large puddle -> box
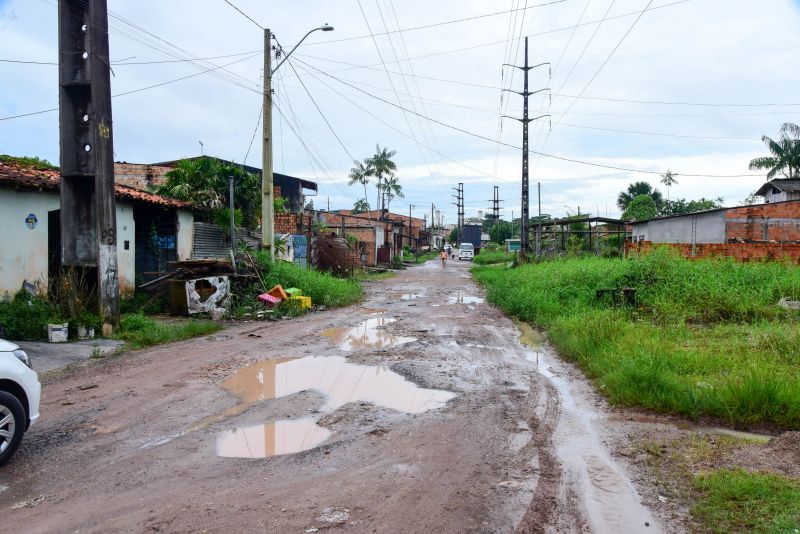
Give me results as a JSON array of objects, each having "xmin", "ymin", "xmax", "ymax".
[
  {"xmin": 321, "ymin": 315, "xmax": 416, "ymax": 351},
  {"xmin": 216, "ymin": 418, "xmax": 332, "ymax": 459},
  {"xmin": 209, "ymin": 356, "xmax": 454, "ymax": 458}
]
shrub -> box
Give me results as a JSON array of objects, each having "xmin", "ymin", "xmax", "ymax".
[{"xmin": 0, "ymin": 291, "xmax": 63, "ymax": 340}]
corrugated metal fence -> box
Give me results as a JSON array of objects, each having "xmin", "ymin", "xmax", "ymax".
[{"xmin": 193, "ymin": 222, "xmax": 261, "ymax": 259}]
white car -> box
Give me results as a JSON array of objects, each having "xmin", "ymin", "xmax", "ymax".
[
  {"xmin": 0, "ymin": 339, "xmax": 40, "ymax": 465},
  {"xmin": 458, "ymin": 243, "xmax": 474, "ymax": 261}
]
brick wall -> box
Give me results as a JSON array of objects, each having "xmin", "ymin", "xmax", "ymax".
[
  {"xmin": 113, "ymin": 163, "xmax": 171, "ymax": 190},
  {"xmin": 725, "ymin": 201, "xmax": 800, "ymax": 242},
  {"xmin": 274, "ymin": 213, "xmax": 312, "ymax": 234},
  {"xmin": 627, "ymin": 241, "xmax": 800, "ymax": 262}
]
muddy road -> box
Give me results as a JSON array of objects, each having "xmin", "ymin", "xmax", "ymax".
[{"xmin": 0, "ymin": 259, "xmax": 661, "ymax": 533}]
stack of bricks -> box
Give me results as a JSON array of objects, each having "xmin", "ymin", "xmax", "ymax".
[{"xmin": 627, "ymin": 241, "xmax": 800, "ymax": 262}]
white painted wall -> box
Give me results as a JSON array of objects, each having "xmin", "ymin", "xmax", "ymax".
[
  {"xmin": 116, "ymin": 203, "xmax": 135, "ymax": 296},
  {"xmin": 176, "ymin": 209, "xmax": 194, "ymax": 261},
  {"xmin": 0, "ymin": 189, "xmax": 60, "ymax": 297},
  {"xmin": 631, "ymin": 210, "xmax": 726, "ymax": 244}
]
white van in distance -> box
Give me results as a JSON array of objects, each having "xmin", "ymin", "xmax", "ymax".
[{"xmin": 458, "ymin": 243, "xmax": 474, "ymax": 261}]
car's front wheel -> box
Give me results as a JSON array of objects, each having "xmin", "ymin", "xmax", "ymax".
[{"xmin": 0, "ymin": 391, "xmax": 26, "ymax": 466}]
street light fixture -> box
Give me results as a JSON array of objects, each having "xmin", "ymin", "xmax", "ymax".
[{"xmin": 262, "ymin": 24, "xmax": 334, "ymax": 258}]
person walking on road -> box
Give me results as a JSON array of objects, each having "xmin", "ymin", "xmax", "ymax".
[{"xmin": 440, "ymin": 249, "xmax": 447, "ymax": 268}]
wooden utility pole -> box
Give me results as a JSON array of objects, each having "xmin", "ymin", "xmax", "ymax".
[
  {"xmin": 262, "ymin": 28, "xmax": 275, "ymax": 257},
  {"xmin": 58, "ymin": 0, "xmax": 119, "ymax": 332}
]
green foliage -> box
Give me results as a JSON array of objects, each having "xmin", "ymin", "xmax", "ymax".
[
  {"xmin": 254, "ymin": 252, "xmax": 363, "ymax": 308},
  {"xmin": 352, "ymin": 198, "xmax": 370, "ymax": 214},
  {"xmin": 212, "ymin": 207, "xmax": 243, "ymax": 234},
  {"xmin": 115, "ymin": 312, "xmax": 222, "ymax": 349},
  {"xmin": 274, "ymin": 196, "xmax": 288, "ymax": 214},
  {"xmin": 692, "ymin": 469, "xmax": 800, "ymax": 533},
  {"xmin": 0, "ymin": 154, "xmax": 58, "ymax": 170},
  {"xmin": 473, "ymin": 251, "xmax": 514, "ymax": 265},
  {"xmin": 489, "ymin": 220, "xmax": 513, "ymax": 244},
  {"xmin": 618, "ymin": 181, "xmax": 663, "ymax": 212},
  {"xmin": 749, "ymin": 122, "xmax": 800, "ymax": 179},
  {"xmin": 390, "ymin": 255, "xmax": 404, "ymax": 270},
  {"xmin": 622, "ymin": 194, "xmax": 658, "ymax": 221},
  {"xmin": 449, "ymin": 228, "xmax": 458, "ymax": 244},
  {"xmin": 156, "ymin": 157, "xmax": 262, "ymax": 228},
  {"xmin": 473, "ymin": 250, "xmax": 800, "ymax": 427},
  {"xmin": 660, "ymin": 197, "xmax": 723, "ymax": 216},
  {"xmin": 0, "ymin": 291, "xmax": 63, "ymax": 340}
]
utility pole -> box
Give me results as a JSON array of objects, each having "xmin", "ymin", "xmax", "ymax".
[
  {"xmin": 452, "ymin": 183, "xmax": 464, "ymax": 244},
  {"xmin": 408, "ymin": 204, "xmax": 415, "ymax": 249},
  {"xmin": 487, "ymin": 185, "xmax": 503, "ymax": 226},
  {"xmin": 261, "ymin": 28, "xmax": 275, "ymax": 257},
  {"xmin": 502, "ymin": 36, "xmax": 550, "ymax": 260},
  {"xmin": 536, "ymin": 181, "xmax": 542, "ymax": 259},
  {"xmin": 59, "ymin": 0, "xmax": 119, "ymax": 332}
]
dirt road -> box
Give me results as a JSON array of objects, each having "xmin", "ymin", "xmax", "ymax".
[{"xmin": 0, "ymin": 259, "xmax": 661, "ymax": 533}]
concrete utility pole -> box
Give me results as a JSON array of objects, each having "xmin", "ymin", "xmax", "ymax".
[
  {"xmin": 408, "ymin": 204, "xmax": 415, "ymax": 249},
  {"xmin": 536, "ymin": 181, "xmax": 542, "ymax": 258},
  {"xmin": 488, "ymin": 185, "xmax": 502, "ymax": 225},
  {"xmin": 452, "ymin": 183, "xmax": 464, "ymax": 244},
  {"xmin": 502, "ymin": 37, "xmax": 550, "ymax": 259},
  {"xmin": 261, "ymin": 28, "xmax": 275, "ymax": 257},
  {"xmin": 229, "ymin": 175, "xmax": 236, "ymax": 253},
  {"xmin": 262, "ymin": 24, "xmax": 333, "ymax": 258},
  {"xmin": 58, "ymin": 0, "xmax": 119, "ymax": 332}
]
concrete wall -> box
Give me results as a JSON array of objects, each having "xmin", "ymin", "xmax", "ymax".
[
  {"xmin": 0, "ymin": 189, "xmax": 60, "ymax": 296},
  {"xmin": 116, "ymin": 203, "xmax": 136, "ymax": 296},
  {"xmin": 631, "ymin": 211, "xmax": 726, "ymax": 244},
  {"xmin": 176, "ymin": 209, "xmax": 194, "ymax": 261}
]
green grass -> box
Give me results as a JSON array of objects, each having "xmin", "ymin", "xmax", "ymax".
[
  {"xmin": 473, "ymin": 251, "xmax": 515, "ymax": 265},
  {"xmin": 255, "ymin": 252, "xmax": 363, "ymax": 308},
  {"xmin": 114, "ymin": 312, "xmax": 222, "ymax": 350},
  {"xmin": 472, "ymin": 249, "xmax": 800, "ymax": 427},
  {"xmin": 692, "ymin": 469, "xmax": 800, "ymax": 533},
  {"xmin": 0, "ymin": 291, "xmax": 64, "ymax": 340},
  {"xmin": 0, "ymin": 154, "xmax": 58, "ymax": 170},
  {"xmin": 413, "ymin": 251, "xmax": 439, "ymax": 264}
]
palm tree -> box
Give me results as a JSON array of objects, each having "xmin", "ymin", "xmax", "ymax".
[
  {"xmin": 352, "ymin": 198, "xmax": 370, "ymax": 214},
  {"xmin": 381, "ymin": 175, "xmax": 404, "ymax": 211},
  {"xmin": 749, "ymin": 122, "xmax": 800, "ymax": 180},
  {"xmin": 348, "ymin": 160, "xmax": 372, "ymax": 218},
  {"xmin": 617, "ymin": 181, "xmax": 664, "ymax": 212},
  {"xmin": 660, "ymin": 169, "xmax": 677, "ymax": 200},
  {"xmin": 366, "ymin": 145, "xmax": 397, "ymax": 212}
]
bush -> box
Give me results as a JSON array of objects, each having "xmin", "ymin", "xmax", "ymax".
[
  {"xmin": 115, "ymin": 312, "xmax": 222, "ymax": 349},
  {"xmin": 473, "ymin": 251, "xmax": 514, "ymax": 265},
  {"xmin": 0, "ymin": 291, "xmax": 63, "ymax": 340}
]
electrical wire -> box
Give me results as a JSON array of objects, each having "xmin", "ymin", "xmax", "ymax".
[{"xmin": 222, "ymin": 0, "xmax": 264, "ymax": 30}]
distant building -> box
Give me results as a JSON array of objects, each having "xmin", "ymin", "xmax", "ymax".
[
  {"xmin": 0, "ymin": 160, "xmax": 193, "ymax": 297},
  {"xmin": 755, "ymin": 179, "xmax": 800, "ymax": 204}
]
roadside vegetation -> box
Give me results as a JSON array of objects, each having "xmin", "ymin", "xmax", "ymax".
[
  {"xmin": 472, "ymin": 251, "xmax": 515, "ymax": 265},
  {"xmin": 473, "ymin": 249, "xmax": 800, "ymax": 428},
  {"xmin": 114, "ymin": 312, "xmax": 221, "ymax": 350}
]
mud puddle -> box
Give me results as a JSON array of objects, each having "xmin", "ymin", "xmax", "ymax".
[
  {"xmin": 204, "ymin": 356, "xmax": 454, "ymax": 458},
  {"xmin": 518, "ymin": 323, "xmax": 661, "ymax": 533},
  {"xmin": 321, "ymin": 315, "xmax": 416, "ymax": 351},
  {"xmin": 216, "ymin": 418, "xmax": 332, "ymax": 458},
  {"xmin": 448, "ymin": 291, "xmax": 484, "ymax": 305}
]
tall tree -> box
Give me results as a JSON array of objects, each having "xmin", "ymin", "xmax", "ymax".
[
  {"xmin": 366, "ymin": 145, "xmax": 397, "ymax": 212},
  {"xmin": 749, "ymin": 122, "xmax": 800, "ymax": 179},
  {"xmin": 660, "ymin": 169, "xmax": 677, "ymax": 200},
  {"xmin": 347, "ymin": 160, "xmax": 372, "ymax": 216},
  {"xmin": 622, "ymin": 195, "xmax": 658, "ymax": 221},
  {"xmin": 381, "ymin": 175, "xmax": 404, "ymax": 211},
  {"xmin": 617, "ymin": 181, "xmax": 664, "ymax": 212}
]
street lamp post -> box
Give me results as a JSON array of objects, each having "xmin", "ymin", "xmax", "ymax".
[{"xmin": 262, "ymin": 24, "xmax": 333, "ymax": 258}]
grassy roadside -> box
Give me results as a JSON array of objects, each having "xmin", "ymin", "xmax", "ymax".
[
  {"xmin": 114, "ymin": 313, "xmax": 222, "ymax": 350},
  {"xmin": 473, "ymin": 249, "xmax": 800, "ymax": 428},
  {"xmin": 473, "ymin": 249, "xmax": 800, "ymax": 530},
  {"xmin": 473, "ymin": 251, "xmax": 515, "ymax": 265}
]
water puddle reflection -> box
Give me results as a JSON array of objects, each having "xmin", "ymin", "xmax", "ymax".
[
  {"xmin": 448, "ymin": 291, "xmax": 484, "ymax": 304},
  {"xmin": 321, "ymin": 315, "xmax": 416, "ymax": 351},
  {"xmin": 518, "ymin": 322, "xmax": 545, "ymax": 350},
  {"xmin": 216, "ymin": 418, "xmax": 332, "ymax": 458}
]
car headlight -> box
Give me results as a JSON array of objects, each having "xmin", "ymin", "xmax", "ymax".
[{"xmin": 13, "ymin": 349, "xmax": 32, "ymax": 369}]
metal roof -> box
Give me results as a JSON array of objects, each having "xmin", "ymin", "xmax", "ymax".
[{"xmin": 755, "ymin": 179, "xmax": 800, "ymax": 196}]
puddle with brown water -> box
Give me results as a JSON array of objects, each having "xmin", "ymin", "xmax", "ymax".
[
  {"xmin": 215, "ymin": 418, "xmax": 332, "ymax": 458},
  {"xmin": 202, "ymin": 356, "xmax": 455, "ymax": 457},
  {"xmin": 321, "ymin": 315, "xmax": 416, "ymax": 351}
]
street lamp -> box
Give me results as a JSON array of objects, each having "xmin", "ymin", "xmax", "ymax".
[{"xmin": 262, "ymin": 24, "xmax": 334, "ymax": 258}]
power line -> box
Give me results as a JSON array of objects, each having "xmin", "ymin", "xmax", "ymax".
[
  {"xmin": 243, "ymin": 104, "xmax": 264, "ymax": 166},
  {"xmin": 293, "ymin": 60, "xmax": 765, "ymax": 179},
  {"xmin": 222, "ymin": 0, "xmax": 264, "ymax": 30}
]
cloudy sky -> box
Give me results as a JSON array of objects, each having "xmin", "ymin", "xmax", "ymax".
[{"xmin": 2, "ymin": 0, "xmax": 799, "ymax": 222}]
